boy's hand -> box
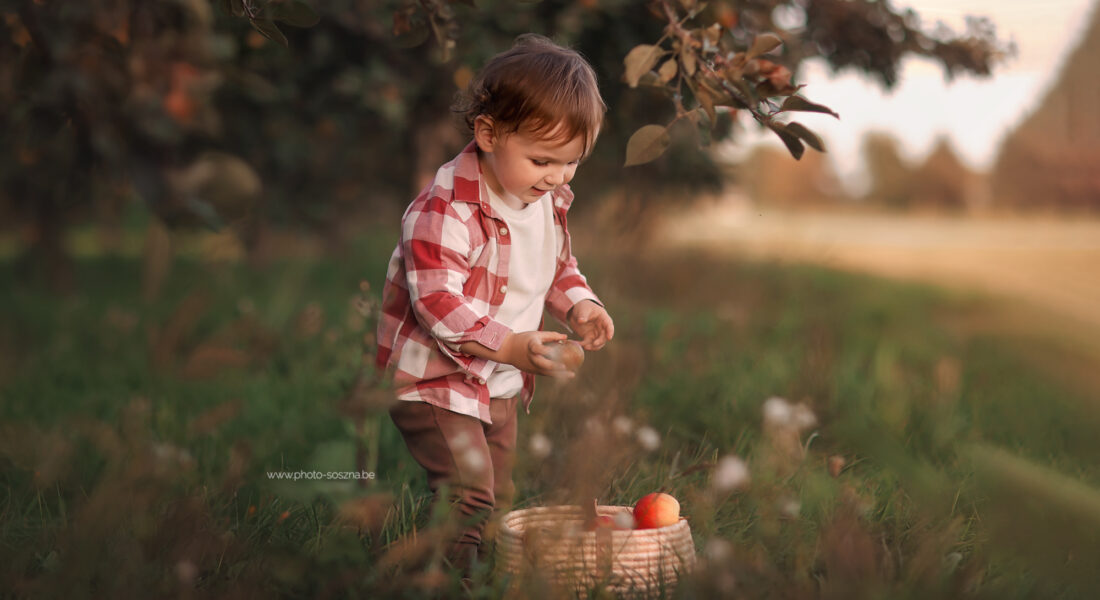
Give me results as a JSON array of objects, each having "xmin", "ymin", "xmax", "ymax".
[
  {"xmin": 568, "ymin": 300, "xmax": 614, "ymax": 351},
  {"xmin": 501, "ymin": 331, "xmax": 575, "ymax": 379}
]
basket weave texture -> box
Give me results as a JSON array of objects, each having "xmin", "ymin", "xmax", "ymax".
[{"xmin": 497, "ymin": 504, "xmax": 696, "ymax": 595}]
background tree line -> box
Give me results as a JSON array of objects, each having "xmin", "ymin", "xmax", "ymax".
[{"xmin": 0, "ymin": 0, "xmax": 1008, "ymax": 290}]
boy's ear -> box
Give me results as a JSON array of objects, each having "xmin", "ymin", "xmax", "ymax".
[{"xmin": 473, "ymin": 115, "xmax": 496, "ymax": 153}]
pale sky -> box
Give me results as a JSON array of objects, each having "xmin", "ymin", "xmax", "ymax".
[{"xmin": 722, "ymin": 0, "xmax": 1097, "ymax": 195}]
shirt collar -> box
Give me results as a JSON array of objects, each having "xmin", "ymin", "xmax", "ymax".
[{"xmin": 450, "ymin": 140, "xmax": 575, "ymax": 213}]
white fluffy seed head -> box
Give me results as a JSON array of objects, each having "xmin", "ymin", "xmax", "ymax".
[
  {"xmin": 635, "ymin": 426, "xmax": 661, "ymax": 451},
  {"xmin": 459, "ymin": 447, "xmax": 487, "ymax": 474},
  {"xmin": 762, "ymin": 396, "xmax": 793, "ymax": 428},
  {"xmin": 613, "ymin": 415, "xmax": 634, "ymax": 436},
  {"xmin": 529, "ymin": 432, "xmax": 552, "ymax": 459},
  {"xmin": 790, "ymin": 402, "xmax": 818, "ymax": 431},
  {"xmin": 712, "ymin": 455, "xmax": 751, "ymax": 492}
]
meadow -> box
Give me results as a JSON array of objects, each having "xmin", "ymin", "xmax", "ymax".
[{"xmin": 2, "ymin": 224, "xmax": 1099, "ymax": 599}]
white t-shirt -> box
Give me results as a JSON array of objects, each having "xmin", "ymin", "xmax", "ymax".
[{"xmin": 484, "ymin": 183, "xmax": 557, "ymax": 398}]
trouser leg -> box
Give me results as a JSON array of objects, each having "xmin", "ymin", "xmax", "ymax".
[
  {"xmin": 480, "ymin": 396, "xmax": 519, "ymax": 558},
  {"xmin": 388, "ymin": 400, "xmax": 501, "ymax": 572}
]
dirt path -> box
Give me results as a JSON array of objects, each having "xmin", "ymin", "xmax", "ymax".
[{"xmin": 658, "ymin": 200, "xmax": 1100, "ymax": 377}]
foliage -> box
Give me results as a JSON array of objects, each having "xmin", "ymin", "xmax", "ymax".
[
  {"xmin": 3, "ymin": 234, "xmax": 1100, "ymax": 596},
  {"xmin": 0, "ymin": 0, "xmax": 1012, "ymax": 285}
]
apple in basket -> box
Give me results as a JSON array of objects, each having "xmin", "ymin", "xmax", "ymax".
[{"xmin": 633, "ymin": 492, "xmax": 680, "ymax": 529}]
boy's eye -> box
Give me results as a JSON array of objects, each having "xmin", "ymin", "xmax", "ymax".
[{"xmin": 532, "ymin": 160, "xmax": 548, "ymax": 167}]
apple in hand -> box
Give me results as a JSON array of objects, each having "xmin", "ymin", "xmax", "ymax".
[
  {"xmin": 633, "ymin": 492, "xmax": 680, "ymax": 529},
  {"xmin": 546, "ymin": 340, "xmax": 585, "ymax": 372}
]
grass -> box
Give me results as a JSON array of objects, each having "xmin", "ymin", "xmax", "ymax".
[{"xmin": 2, "ymin": 229, "xmax": 1100, "ymax": 598}]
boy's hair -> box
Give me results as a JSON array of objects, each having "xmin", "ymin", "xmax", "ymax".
[{"xmin": 456, "ymin": 34, "xmax": 605, "ymax": 155}]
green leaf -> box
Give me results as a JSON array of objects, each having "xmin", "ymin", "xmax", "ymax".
[
  {"xmin": 769, "ymin": 123, "xmax": 805, "ymax": 160},
  {"xmin": 250, "ymin": 18, "xmax": 289, "ymax": 47},
  {"xmin": 780, "ymin": 95, "xmax": 840, "ymax": 118},
  {"xmin": 270, "ymin": 0, "xmax": 320, "ymax": 27},
  {"xmin": 624, "ymin": 125, "xmax": 671, "ymax": 167},
  {"xmin": 785, "ymin": 122, "xmax": 826, "ymax": 152},
  {"xmin": 747, "ymin": 33, "xmax": 782, "ymax": 59},
  {"xmin": 623, "ymin": 44, "xmax": 664, "ymax": 88}
]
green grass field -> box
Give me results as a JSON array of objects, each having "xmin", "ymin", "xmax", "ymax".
[{"xmin": 2, "ymin": 230, "xmax": 1100, "ymax": 599}]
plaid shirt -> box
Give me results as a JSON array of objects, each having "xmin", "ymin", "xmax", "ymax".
[{"xmin": 376, "ymin": 141, "xmax": 601, "ymax": 424}]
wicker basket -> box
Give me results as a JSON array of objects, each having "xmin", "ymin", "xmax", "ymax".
[{"xmin": 497, "ymin": 504, "xmax": 696, "ymax": 596}]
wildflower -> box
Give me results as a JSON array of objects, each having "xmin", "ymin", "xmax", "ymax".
[
  {"xmin": 712, "ymin": 455, "xmax": 750, "ymax": 492},
  {"xmin": 790, "ymin": 402, "xmax": 818, "ymax": 431},
  {"xmin": 459, "ymin": 447, "xmax": 487, "ymax": 474},
  {"xmin": 777, "ymin": 496, "xmax": 801, "ymax": 519},
  {"xmin": 635, "ymin": 426, "xmax": 661, "ymax": 451},
  {"xmin": 762, "ymin": 396, "xmax": 793, "ymax": 428},
  {"xmin": 612, "ymin": 415, "xmax": 634, "ymax": 436},
  {"xmin": 529, "ymin": 432, "xmax": 552, "ymax": 459}
]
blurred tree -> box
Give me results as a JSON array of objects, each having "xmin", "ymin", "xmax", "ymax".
[
  {"xmin": 992, "ymin": 3, "xmax": 1100, "ymax": 212},
  {"xmin": 0, "ymin": 0, "xmax": 1011, "ymax": 289},
  {"xmin": 739, "ymin": 143, "xmax": 844, "ymax": 207},
  {"xmin": 908, "ymin": 136, "xmax": 978, "ymax": 212},
  {"xmin": 862, "ymin": 131, "xmax": 912, "ymax": 209}
]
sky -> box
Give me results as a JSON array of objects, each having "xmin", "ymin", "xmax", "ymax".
[{"xmin": 722, "ymin": 0, "xmax": 1097, "ymax": 195}]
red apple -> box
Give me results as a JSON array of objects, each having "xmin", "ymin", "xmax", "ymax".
[
  {"xmin": 584, "ymin": 515, "xmax": 617, "ymax": 532},
  {"xmin": 633, "ymin": 492, "xmax": 680, "ymax": 529}
]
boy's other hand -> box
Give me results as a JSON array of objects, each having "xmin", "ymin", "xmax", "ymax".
[
  {"xmin": 568, "ymin": 300, "xmax": 614, "ymax": 351},
  {"xmin": 503, "ymin": 330, "xmax": 575, "ymax": 379}
]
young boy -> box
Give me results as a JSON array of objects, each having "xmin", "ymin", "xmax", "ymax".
[{"xmin": 375, "ymin": 34, "xmax": 615, "ymax": 576}]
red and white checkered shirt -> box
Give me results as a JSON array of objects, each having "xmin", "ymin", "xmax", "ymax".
[{"xmin": 376, "ymin": 141, "xmax": 601, "ymax": 424}]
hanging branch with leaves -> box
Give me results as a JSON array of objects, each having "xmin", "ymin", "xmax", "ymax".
[
  {"xmin": 622, "ymin": 0, "xmax": 838, "ymax": 167},
  {"xmin": 215, "ymin": 0, "xmax": 320, "ymax": 47}
]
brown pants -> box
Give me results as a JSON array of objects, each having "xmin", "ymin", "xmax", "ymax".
[{"xmin": 388, "ymin": 397, "xmax": 519, "ymax": 571}]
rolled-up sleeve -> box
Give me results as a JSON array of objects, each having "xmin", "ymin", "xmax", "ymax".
[
  {"xmin": 545, "ymin": 242, "xmax": 601, "ymax": 325},
  {"xmin": 402, "ymin": 197, "xmax": 512, "ymax": 368}
]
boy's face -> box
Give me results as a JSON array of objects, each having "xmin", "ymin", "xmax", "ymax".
[{"xmin": 474, "ymin": 117, "xmax": 588, "ymax": 210}]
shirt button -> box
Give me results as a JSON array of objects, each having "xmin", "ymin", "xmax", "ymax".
[
  {"xmin": 499, "ymin": 227, "xmax": 508, "ymax": 236},
  {"xmin": 499, "ymin": 284, "xmax": 507, "ymax": 294},
  {"xmin": 478, "ymin": 378, "xmax": 486, "ymax": 385}
]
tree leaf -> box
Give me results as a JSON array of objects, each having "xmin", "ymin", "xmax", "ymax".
[
  {"xmin": 780, "ymin": 95, "xmax": 840, "ymax": 118},
  {"xmin": 229, "ymin": 0, "xmax": 245, "ymax": 17},
  {"xmin": 681, "ymin": 47, "xmax": 697, "ymax": 76},
  {"xmin": 250, "ymin": 18, "xmax": 289, "ymax": 47},
  {"xmin": 624, "ymin": 125, "xmax": 671, "ymax": 167},
  {"xmin": 769, "ymin": 124, "xmax": 805, "ymax": 160},
  {"xmin": 623, "ymin": 44, "xmax": 664, "ymax": 88},
  {"xmin": 270, "ymin": 0, "xmax": 320, "ymax": 27},
  {"xmin": 658, "ymin": 58, "xmax": 678, "ymax": 83},
  {"xmin": 747, "ymin": 33, "xmax": 782, "ymax": 59},
  {"xmin": 784, "ymin": 122, "xmax": 826, "ymax": 152}
]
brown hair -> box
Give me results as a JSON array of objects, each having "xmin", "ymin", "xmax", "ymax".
[{"xmin": 456, "ymin": 34, "xmax": 605, "ymax": 155}]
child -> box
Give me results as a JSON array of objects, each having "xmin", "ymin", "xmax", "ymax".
[{"xmin": 375, "ymin": 34, "xmax": 614, "ymax": 577}]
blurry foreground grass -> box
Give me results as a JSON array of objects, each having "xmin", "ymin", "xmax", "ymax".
[{"xmin": 2, "ymin": 229, "xmax": 1100, "ymax": 598}]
